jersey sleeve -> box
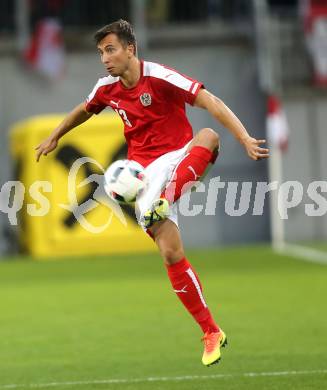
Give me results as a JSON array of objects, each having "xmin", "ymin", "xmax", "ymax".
[
  {"xmin": 166, "ymin": 71, "xmax": 203, "ymax": 106},
  {"xmin": 144, "ymin": 62, "xmax": 204, "ymax": 106},
  {"xmin": 85, "ymin": 79, "xmax": 107, "ymax": 114}
]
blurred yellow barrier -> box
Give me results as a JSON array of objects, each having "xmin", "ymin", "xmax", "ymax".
[{"xmin": 9, "ymin": 114, "xmax": 156, "ymax": 258}]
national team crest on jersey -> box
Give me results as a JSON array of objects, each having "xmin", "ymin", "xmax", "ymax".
[{"xmin": 140, "ymin": 93, "xmax": 152, "ymax": 107}]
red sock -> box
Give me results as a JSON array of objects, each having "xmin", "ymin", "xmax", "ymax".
[
  {"xmin": 166, "ymin": 257, "xmax": 219, "ymax": 334},
  {"xmin": 162, "ymin": 146, "xmax": 215, "ymax": 204}
]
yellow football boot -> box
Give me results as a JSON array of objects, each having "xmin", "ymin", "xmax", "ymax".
[
  {"xmin": 201, "ymin": 329, "xmax": 228, "ymax": 366},
  {"xmin": 142, "ymin": 198, "xmax": 170, "ymax": 228}
]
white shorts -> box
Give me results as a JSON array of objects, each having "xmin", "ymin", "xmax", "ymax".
[{"xmin": 135, "ymin": 141, "xmax": 191, "ymax": 230}]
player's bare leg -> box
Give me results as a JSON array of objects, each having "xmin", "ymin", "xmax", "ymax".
[
  {"xmin": 149, "ymin": 219, "xmax": 185, "ymax": 265},
  {"xmin": 186, "ymin": 127, "xmax": 220, "ymax": 154},
  {"xmin": 149, "ymin": 219, "xmax": 227, "ymax": 366}
]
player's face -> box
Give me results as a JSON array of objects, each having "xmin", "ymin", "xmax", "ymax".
[{"xmin": 97, "ymin": 33, "xmax": 134, "ymax": 77}]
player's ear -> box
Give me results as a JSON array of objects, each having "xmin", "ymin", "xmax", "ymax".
[{"xmin": 127, "ymin": 43, "xmax": 135, "ymax": 57}]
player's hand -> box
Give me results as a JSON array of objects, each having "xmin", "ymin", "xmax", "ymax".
[
  {"xmin": 35, "ymin": 136, "xmax": 58, "ymax": 162},
  {"xmin": 241, "ymin": 136, "xmax": 270, "ymax": 161}
]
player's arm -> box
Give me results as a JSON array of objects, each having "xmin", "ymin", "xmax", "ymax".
[
  {"xmin": 194, "ymin": 88, "xmax": 269, "ymax": 160},
  {"xmin": 35, "ymin": 102, "xmax": 93, "ymax": 162}
]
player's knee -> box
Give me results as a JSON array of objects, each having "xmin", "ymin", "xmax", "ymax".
[
  {"xmin": 160, "ymin": 247, "xmax": 184, "ymax": 265},
  {"xmin": 199, "ymin": 128, "xmax": 220, "ymax": 150}
]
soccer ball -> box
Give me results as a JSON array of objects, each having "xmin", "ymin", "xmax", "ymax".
[{"xmin": 104, "ymin": 159, "xmax": 147, "ymax": 203}]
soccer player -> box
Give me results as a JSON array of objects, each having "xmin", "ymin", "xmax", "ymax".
[{"xmin": 35, "ymin": 19, "xmax": 269, "ymax": 366}]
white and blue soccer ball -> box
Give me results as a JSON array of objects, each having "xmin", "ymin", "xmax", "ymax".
[{"xmin": 104, "ymin": 159, "xmax": 147, "ymax": 203}]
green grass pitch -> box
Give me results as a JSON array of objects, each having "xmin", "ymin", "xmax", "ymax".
[{"xmin": 0, "ymin": 246, "xmax": 326, "ymax": 390}]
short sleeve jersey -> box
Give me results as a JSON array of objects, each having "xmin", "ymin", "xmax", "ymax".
[{"xmin": 85, "ymin": 60, "xmax": 203, "ymax": 167}]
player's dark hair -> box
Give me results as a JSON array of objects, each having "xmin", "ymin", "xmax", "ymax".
[{"xmin": 94, "ymin": 19, "xmax": 137, "ymax": 55}]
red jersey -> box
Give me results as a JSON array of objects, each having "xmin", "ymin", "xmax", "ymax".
[{"xmin": 85, "ymin": 60, "xmax": 203, "ymax": 167}]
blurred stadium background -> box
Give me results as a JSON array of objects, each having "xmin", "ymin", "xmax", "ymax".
[{"xmin": 0, "ymin": 1, "xmax": 327, "ymax": 389}]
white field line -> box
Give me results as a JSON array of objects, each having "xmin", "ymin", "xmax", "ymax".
[
  {"xmin": 276, "ymin": 243, "xmax": 327, "ymax": 265},
  {"xmin": 0, "ymin": 369, "xmax": 327, "ymax": 389}
]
